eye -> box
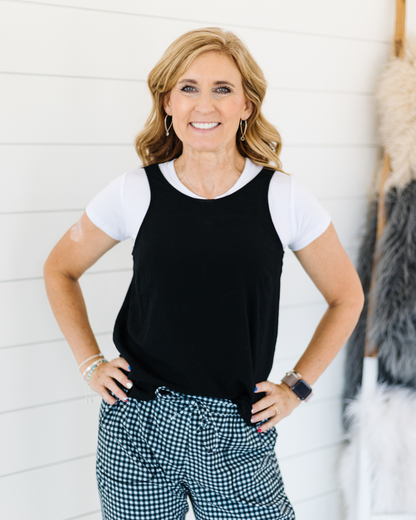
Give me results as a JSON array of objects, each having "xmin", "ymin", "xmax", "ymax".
[
  {"xmin": 216, "ymin": 86, "xmax": 232, "ymax": 93},
  {"xmin": 181, "ymin": 85, "xmax": 197, "ymax": 93}
]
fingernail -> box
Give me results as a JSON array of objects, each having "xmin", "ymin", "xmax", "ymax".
[
  {"xmin": 257, "ymin": 428, "xmax": 262, "ymax": 433},
  {"xmin": 128, "ymin": 366, "xmax": 131, "ymax": 370},
  {"xmin": 123, "ymin": 398, "xmax": 129, "ymax": 402},
  {"xmin": 126, "ymin": 381, "xmax": 133, "ymax": 389},
  {"xmin": 254, "ymin": 386, "xmax": 257, "ymax": 392}
]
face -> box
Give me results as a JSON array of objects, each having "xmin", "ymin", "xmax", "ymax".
[{"xmin": 163, "ymin": 51, "xmax": 253, "ymax": 156}]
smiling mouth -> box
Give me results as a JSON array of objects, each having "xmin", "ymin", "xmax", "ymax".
[{"xmin": 190, "ymin": 122, "xmax": 220, "ymax": 129}]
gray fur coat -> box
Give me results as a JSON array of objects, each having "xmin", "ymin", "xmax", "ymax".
[{"xmin": 342, "ymin": 36, "xmax": 416, "ymax": 430}]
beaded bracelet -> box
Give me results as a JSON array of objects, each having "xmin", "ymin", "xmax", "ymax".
[
  {"xmin": 82, "ymin": 358, "xmax": 106, "ymax": 378},
  {"xmin": 87, "ymin": 359, "xmax": 107, "ymax": 383},
  {"xmin": 78, "ymin": 353, "xmax": 103, "ymax": 370},
  {"xmin": 85, "ymin": 359, "xmax": 108, "ymax": 403}
]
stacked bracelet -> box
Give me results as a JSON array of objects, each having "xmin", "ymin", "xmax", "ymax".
[
  {"xmin": 86, "ymin": 359, "xmax": 107, "ymax": 383},
  {"xmin": 84, "ymin": 358, "xmax": 108, "ymax": 403},
  {"xmin": 82, "ymin": 358, "xmax": 106, "ymax": 378},
  {"xmin": 78, "ymin": 353, "xmax": 103, "ymax": 371}
]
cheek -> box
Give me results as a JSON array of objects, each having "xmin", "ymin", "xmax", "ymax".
[
  {"xmin": 170, "ymin": 94, "xmax": 191, "ymax": 119},
  {"xmin": 222, "ymin": 99, "xmax": 247, "ymax": 122}
]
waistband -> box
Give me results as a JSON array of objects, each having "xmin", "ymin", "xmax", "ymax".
[
  {"xmin": 154, "ymin": 385, "xmax": 239, "ymax": 416},
  {"xmin": 153, "ymin": 386, "xmax": 241, "ymax": 453}
]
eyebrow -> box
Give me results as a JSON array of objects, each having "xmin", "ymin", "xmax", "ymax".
[{"xmin": 177, "ymin": 79, "xmax": 236, "ymax": 88}]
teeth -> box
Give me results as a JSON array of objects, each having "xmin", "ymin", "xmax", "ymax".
[{"xmin": 191, "ymin": 122, "xmax": 220, "ymax": 129}]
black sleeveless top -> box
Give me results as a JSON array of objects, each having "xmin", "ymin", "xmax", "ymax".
[{"xmin": 113, "ymin": 162, "xmax": 284, "ymax": 427}]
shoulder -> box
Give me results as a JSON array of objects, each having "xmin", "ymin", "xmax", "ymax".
[
  {"xmin": 266, "ymin": 168, "xmax": 331, "ymax": 251},
  {"xmin": 268, "ymin": 168, "xmax": 292, "ymax": 188},
  {"xmin": 123, "ymin": 167, "xmax": 151, "ymax": 206},
  {"xmin": 268, "ymin": 169, "xmax": 292, "ymax": 205},
  {"xmin": 85, "ymin": 166, "xmax": 151, "ymax": 242},
  {"xmin": 87, "ymin": 167, "xmax": 149, "ymax": 205},
  {"xmin": 268, "ymin": 169, "xmax": 323, "ymax": 211},
  {"xmin": 123, "ymin": 165, "xmax": 150, "ymax": 184}
]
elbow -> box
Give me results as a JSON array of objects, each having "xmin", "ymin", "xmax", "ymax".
[
  {"xmin": 43, "ymin": 252, "xmax": 68, "ymax": 286},
  {"xmin": 329, "ymin": 280, "xmax": 365, "ymax": 317},
  {"xmin": 354, "ymin": 275, "xmax": 365, "ymax": 313},
  {"xmin": 357, "ymin": 283, "xmax": 365, "ymax": 312},
  {"xmin": 43, "ymin": 253, "xmax": 53, "ymax": 282},
  {"xmin": 349, "ymin": 281, "xmax": 365, "ymax": 323},
  {"xmin": 43, "ymin": 253, "xmax": 59, "ymax": 291},
  {"xmin": 44, "ymin": 253, "xmax": 79, "ymax": 286}
]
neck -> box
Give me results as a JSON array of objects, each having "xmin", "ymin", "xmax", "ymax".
[{"xmin": 175, "ymin": 147, "xmax": 246, "ymax": 199}]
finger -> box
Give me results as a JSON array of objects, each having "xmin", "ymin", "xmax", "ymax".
[
  {"xmin": 257, "ymin": 407, "xmax": 282, "ymax": 432},
  {"xmin": 112, "ymin": 356, "xmax": 131, "ymax": 373},
  {"xmin": 88, "ymin": 364, "xmax": 128, "ymax": 401},
  {"xmin": 86, "ymin": 369, "xmax": 117, "ymax": 405},
  {"xmin": 99, "ymin": 390, "xmax": 118, "ymax": 406},
  {"xmin": 251, "ymin": 405, "xmax": 280, "ymax": 424},
  {"xmin": 258, "ymin": 418, "xmax": 278, "ymax": 432},
  {"xmin": 106, "ymin": 363, "xmax": 133, "ymax": 390},
  {"xmin": 97, "ymin": 364, "xmax": 132, "ymax": 392},
  {"xmin": 254, "ymin": 382, "xmax": 263, "ymax": 394},
  {"xmin": 254, "ymin": 380, "xmax": 274, "ymax": 395},
  {"xmin": 104, "ymin": 379, "xmax": 129, "ymax": 403},
  {"xmin": 252, "ymin": 386, "xmax": 279, "ymax": 416}
]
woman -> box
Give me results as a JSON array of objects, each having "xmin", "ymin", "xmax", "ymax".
[{"xmin": 44, "ymin": 27, "xmax": 364, "ymax": 520}]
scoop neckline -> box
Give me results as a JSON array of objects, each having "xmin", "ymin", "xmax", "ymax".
[{"xmin": 158, "ymin": 158, "xmax": 264, "ymax": 202}]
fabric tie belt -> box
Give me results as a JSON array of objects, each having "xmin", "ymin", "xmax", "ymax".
[{"xmin": 155, "ymin": 386, "xmax": 221, "ymax": 453}]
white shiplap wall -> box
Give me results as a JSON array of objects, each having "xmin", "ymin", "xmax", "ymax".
[{"xmin": 2, "ymin": 1, "xmax": 415, "ymax": 518}]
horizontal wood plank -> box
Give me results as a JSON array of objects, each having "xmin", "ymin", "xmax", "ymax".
[
  {"xmin": 0, "ymin": 74, "xmax": 380, "ymax": 146},
  {"xmin": 0, "ymin": 334, "xmax": 118, "ymax": 413},
  {"xmin": 294, "ymin": 489, "xmax": 343, "ymax": 519},
  {"xmin": 12, "ymin": 0, "xmax": 395, "ymax": 42},
  {"xmin": 0, "ymin": 456, "xmax": 101, "ymax": 520},
  {"xmin": 0, "ymin": 205, "xmax": 360, "ymax": 282},
  {"xmin": 0, "ymin": 145, "xmax": 380, "ymax": 214},
  {"xmin": 0, "ymin": 245, "xmax": 359, "ymax": 348},
  {"xmin": 279, "ymin": 443, "xmax": 346, "ymax": 504},
  {"xmin": 0, "ymin": 2, "xmax": 390, "ymax": 92},
  {"xmin": 0, "ymin": 211, "xmax": 133, "ymax": 281},
  {"xmin": 0, "ymin": 399, "xmax": 101, "ymax": 477},
  {"xmin": 0, "ymin": 272, "xmax": 132, "ymax": 348}
]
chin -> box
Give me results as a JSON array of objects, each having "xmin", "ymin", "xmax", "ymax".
[{"xmin": 185, "ymin": 140, "xmax": 226, "ymax": 154}]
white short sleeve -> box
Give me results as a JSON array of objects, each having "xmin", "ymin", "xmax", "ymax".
[
  {"xmin": 289, "ymin": 176, "xmax": 331, "ymax": 251},
  {"xmin": 85, "ymin": 172, "xmax": 128, "ymax": 241}
]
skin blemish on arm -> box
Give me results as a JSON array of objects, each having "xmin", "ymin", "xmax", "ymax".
[{"xmin": 69, "ymin": 219, "xmax": 84, "ymax": 243}]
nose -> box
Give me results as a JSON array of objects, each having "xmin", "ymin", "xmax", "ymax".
[{"xmin": 194, "ymin": 89, "xmax": 216, "ymax": 115}]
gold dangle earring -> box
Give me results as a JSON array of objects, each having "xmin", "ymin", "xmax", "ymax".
[
  {"xmin": 165, "ymin": 114, "xmax": 173, "ymax": 136},
  {"xmin": 240, "ymin": 119, "xmax": 247, "ymax": 141}
]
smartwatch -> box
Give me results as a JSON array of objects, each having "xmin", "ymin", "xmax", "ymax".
[{"xmin": 281, "ymin": 370, "xmax": 313, "ymax": 402}]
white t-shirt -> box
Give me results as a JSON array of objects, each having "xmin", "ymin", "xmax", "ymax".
[{"xmin": 86, "ymin": 157, "xmax": 331, "ymax": 251}]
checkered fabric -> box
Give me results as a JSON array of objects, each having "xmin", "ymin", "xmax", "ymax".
[{"xmin": 96, "ymin": 385, "xmax": 296, "ymax": 519}]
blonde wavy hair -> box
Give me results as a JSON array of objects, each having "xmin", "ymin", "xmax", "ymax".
[{"xmin": 135, "ymin": 27, "xmax": 288, "ymax": 174}]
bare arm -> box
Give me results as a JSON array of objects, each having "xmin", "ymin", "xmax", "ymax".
[
  {"xmin": 291, "ymin": 222, "xmax": 365, "ymax": 384},
  {"xmin": 43, "ymin": 212, "xmax": 132, "ymax": 404},
  {"xmin": 252, "ymin": 222, "xmax": 365, "ymax": 430}
]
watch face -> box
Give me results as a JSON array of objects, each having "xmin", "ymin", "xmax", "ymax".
[{"xmin": 292, "ymin": 379, "xmax": 312, "ymax": 400}]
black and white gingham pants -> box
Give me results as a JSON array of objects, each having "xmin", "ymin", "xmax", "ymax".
[{"xmin": 96, "ymin": 385, "xmax": 296, "ymax": 519}]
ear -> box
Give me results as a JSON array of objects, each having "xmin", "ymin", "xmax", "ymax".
[
  {"xmin": 163, "ymin": 91, "xmax": 172, "ymax": 115},
  {"xmin": 242, "ymin": 98, "xmax": 254, "ymax": 120}
]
